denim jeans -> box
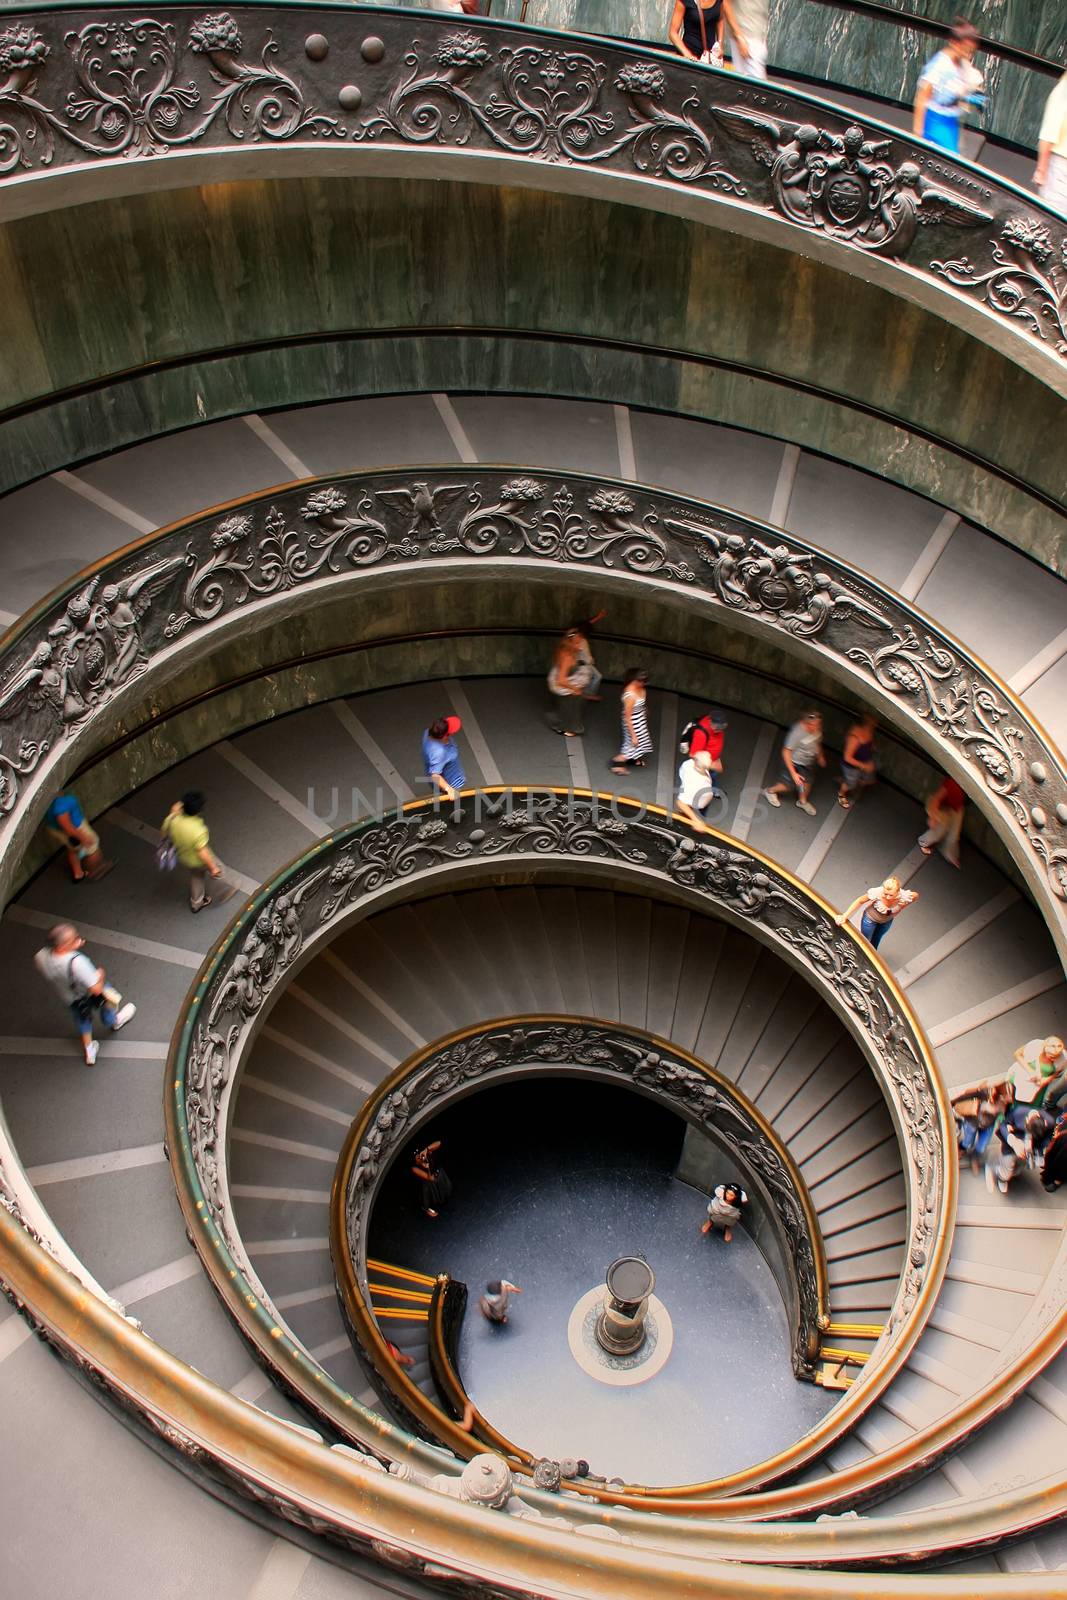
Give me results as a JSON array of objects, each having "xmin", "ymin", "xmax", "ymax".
[
  {"xmin": 69, "ymin": 995, "xmax": 117, "ymax": 1042},
  {"xmin": 861, "ymin": 911, "xmax": 891, "ymax": 949}
]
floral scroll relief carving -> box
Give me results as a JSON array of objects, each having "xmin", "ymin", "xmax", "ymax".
[
  {"xmin": 1, "ymin": 11, "xmax": 1064, "ymax": 372},
  {"xmin": 933, "ymin": 218, "xmax": 1067, "ymax": 354},
  {"xmin": 357, "ymin": 35, "xmax": 744, "ymax": 192},
  {"xmin": 0, "ymin": 11, "xmax": 341, "ymax": 170},
  {"xmin": 177, "ymin": 794, "xmax": 945, "ymax": 1377},
  {"xmin": 0, "ymin": 557, "xmax": 181, "ymax": 809},
  {"xmin": 1, "ymin": 470, "xmax": 1064, "ymax": 915}
]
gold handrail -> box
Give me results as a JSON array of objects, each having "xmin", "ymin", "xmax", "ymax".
[
  {"xmin": 369, "ymin": 1284, "xmax": 433, "ymax": 1305},
  {"xmin": 3, "ymin": 1195, "xmax": 1066, "ymax": 1586},
  {"xmin": 367, "ymin": 1258, "xmax": 437, "ymax": 1286},
  {"xmin": 332, "ymin": 1010, "xmax": 837, "ymax": 1492},
  {"xmin": 162, "ymin": 788, "xmax": 955, "ymax": 1514},
  {"xmin": 427, "ymin": 1276, "xmax": 535, "ymax": 1465}
]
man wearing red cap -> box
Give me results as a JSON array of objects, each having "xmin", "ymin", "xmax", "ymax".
[{"xmin": 422, "ymin": 716, "xmax": 466, "ymax": 802}]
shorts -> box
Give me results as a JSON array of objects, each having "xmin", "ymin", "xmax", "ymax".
[
  {"xmin": 47, "ymin": 822, "xmax": 99, "ymax": 859},
  {"xmin": 779, "ymin": 763, "xmax": 815, "ymax": 791}
]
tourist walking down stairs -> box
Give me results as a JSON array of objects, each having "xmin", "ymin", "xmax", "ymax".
[
  {"xmin": 34, "ymin": 921, "xmax": 136, "ymax": 1066},
  {"xmin": 611, "ymin": 669, "xmax": 653, "ymax": 776}
]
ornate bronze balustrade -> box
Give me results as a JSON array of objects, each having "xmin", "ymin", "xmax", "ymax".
[
  {"xmin": 333, "ymin": 1016, "xmax": 831, "ymax": 1412},
  {"xmin": 1, "ymin": 466, "xmax": 1064, "ymax": 963},
  {"xmin": 0, "ymin": 7, "xmax": 1064, "ymax": 380},
  {"xmin": 168, "ymin": 788, "xmax": 952, "ymax": 1503}
]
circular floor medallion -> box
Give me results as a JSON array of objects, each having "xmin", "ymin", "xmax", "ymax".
[{"xmin": 567, "ymin": 1285, "xmax": 674, "ymax": 1388}]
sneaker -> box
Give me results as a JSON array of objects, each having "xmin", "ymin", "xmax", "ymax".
[
  {"xmin": 998, "ymin": 1178, "xmax": 1010, "ymax": 1195},
  {"xmin": 191, "ymin": 896, "xmax": 213, "ymax": 913},
  {"xmin": 984, "ymin": 1164, "xmax": 996, "ymax": 1194},
  {"xmin": 84, "ymin": 1040, "xmax": 99, "ymax": 1066},
  {"xmin": 763, "ymin": 789, "xmax": 781, "ymax": 808},
  {"xmin": 797, "ymin": 799, "xmax": 817, "ymax": 817},
  {"xmin": 112, "ymin": 1002, "xmax": 136, "ymax": 1031}
]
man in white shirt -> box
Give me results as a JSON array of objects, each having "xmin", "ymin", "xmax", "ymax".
[
  {"xmin": 677, "ymin": 751, "xmax": 718, "ymax": 834},
  {"xmin": 479, "ymin": 1278, "xmax": 522, "ymax": 1324},
  {"xmin": 1034, "ymin": 71, "xmax": 1067, "ymax": 213},
  {"xmin": 727, "ymin": 0, "xmax": 768, "ymax": 79},
  {"xmin": 34, "ymin": 922, "xmax": 136, "ymax": 1065}
]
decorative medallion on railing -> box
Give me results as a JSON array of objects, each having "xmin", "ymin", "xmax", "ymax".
[
  {"xmin": 0, "ymin": 8, "xmax": 1063, "ymax": 362},
  {"xmin": 2, "ymin": 468, "xmax": 1064, "ymax": 940},
  {"xmin": 334, "ymin": 1017, "xmax": 829, "ymax": 1382},
  {"xmin": 169, "ymin": 789, "xmax": 954, "ymax": 1497}
]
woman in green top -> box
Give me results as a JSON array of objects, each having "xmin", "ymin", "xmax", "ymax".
[{"xmin": 162, "ymin": 790, "xmax": 224, "ymax": 912}]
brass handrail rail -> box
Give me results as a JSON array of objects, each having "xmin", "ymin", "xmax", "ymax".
[
  {"xmin": 6, "ymin": 1189, "xmax": 1067, "ymax": 1598},
  {"xmin": 168, "ymin": 788, "xmax": 953, "ymax": 1509},
  {"xmin": 426, "ymin": 1276, "xmax": 529, "ymax": 1462},
  {"xmin": 330, "ymin": 1013, "xmax": 833, "ymax": 1450},
  {"xmin": 801, "ymin": 0, "xmax": 1063, "ymax": 78}
]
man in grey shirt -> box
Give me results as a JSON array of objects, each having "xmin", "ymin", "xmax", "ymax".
[
  {"xmin": 34, "ymin": 921, "xmax": 136, "ymax": 1065},
  {"xmin": 763, "ymin": 708, "xmax": 826, "ymax": 816}
]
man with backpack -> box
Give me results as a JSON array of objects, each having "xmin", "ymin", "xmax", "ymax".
[
  {"xmin": 34, "ymin": 922, "xmax": 136, "ymax": 1065},
  {"xmin": 679, "ymin": 710, "xmax": 728, "ymax": 799}
]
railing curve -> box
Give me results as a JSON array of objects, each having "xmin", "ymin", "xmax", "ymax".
[
  {"xmin": 332, "ymin": 1014, "xmax": 832, "ymax": 1438},
  {"xmin": 0, "ymin": 465, "xmax": 1064, "ymax": 964},
  {"xmin": 167, "ymin": 788, "xmax": 952, "ymax": 1504},
  {"xmin": 0, "ymin": 6, "xmax": 1064, "ymax": 388}
]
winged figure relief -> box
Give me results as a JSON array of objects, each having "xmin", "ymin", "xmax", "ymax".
[
  {"xmin": 0, "ymin": 556, "xmax": 183, "ymax": 742},
  {"xmin": 96, "ymin": 555, "xmax": 186, "ymax": 690},
  {"xmin": 786, "ymin": 574, "xmax": 892, "ymax": 639},
  {"xmin": 712, "ymin": 107, "xmax": 992, "ymax": 256},
  {"xmin": 0, "ymin": 639, "xmax": 77, "ymax": 732}
]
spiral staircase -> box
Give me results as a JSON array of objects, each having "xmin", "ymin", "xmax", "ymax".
[{"xmin": 2, "ymin": 4, "xmax": 1067, "ymax": 1596}]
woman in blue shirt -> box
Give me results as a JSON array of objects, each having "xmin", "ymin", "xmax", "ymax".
[
  {"xmin": 913, "ymin": 19, "xmax": 983, "ymax": 153},
  {"xmin": 44, "ymin": 792, "xmax": 113, "ymax": 882}
]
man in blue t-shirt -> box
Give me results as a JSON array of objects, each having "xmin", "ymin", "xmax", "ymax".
[
  {"xmin": 44, "ymin": 792, "xmax": 113, "ymax": 882},
  {"xmin": 422, "ymin": 716, "xmax": 466, "ymax": 801}
]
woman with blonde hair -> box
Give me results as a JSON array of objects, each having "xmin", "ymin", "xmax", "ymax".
[
  {"xmin": 547, "ymin": 611, "xmax": 605, "ymax": 738},
  {"xmin": 836, "ymin": 877, "xmax": 919, "ymax": 951}
]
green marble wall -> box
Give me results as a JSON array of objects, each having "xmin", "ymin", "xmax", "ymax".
[
  {"xmin": 766, "ymin": 0, "xmax": 1061, "ymax": 151},
  {"xmin": 0, "ymin": 176, "xmax": 1063, "ymax": 569},
  {"xmin": 386, "ymin": 0, "xmax": 1059, "ymax": 148}
]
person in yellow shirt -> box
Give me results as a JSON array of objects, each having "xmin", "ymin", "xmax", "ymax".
[
  {"xmin": 1034, "ymin": 70, "xmax": 1067, "ymax": 214},
  {"xmin": 161, "ymin": 790, "xmax": 229, "ymax": 913}
]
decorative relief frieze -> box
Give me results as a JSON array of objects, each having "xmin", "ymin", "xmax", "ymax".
[
  {"xmin": 339, "ymin": 1016, "xmax": 827, "ymax": 1379},
  {"xmin": 1, "ymin": 468, "xmax": 1062, "ymax": 925},
  {"xmin": 0, "ymin": 10, "xmax": 1062, "ymax": 365},
  {"xmin": 172, "ymin": 791, "xmax": 948, "ymax": 1398}
]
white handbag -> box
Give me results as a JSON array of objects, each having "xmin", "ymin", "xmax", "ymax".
[{"xmin": 697, "ymin": 5, "xmax": 723, "ymax": 67}]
